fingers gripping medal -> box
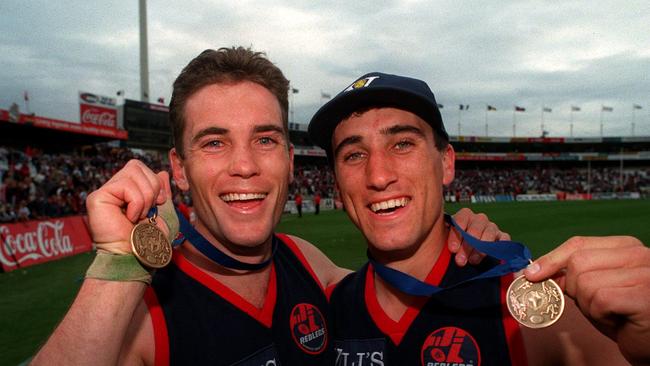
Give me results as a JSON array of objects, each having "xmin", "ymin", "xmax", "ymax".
[
  {"xmin": 131, "ymin": 209, "xmax": 172, "ymax": 268},
  {"xmin": 506, "ymin": 269, "xmax": 565, "ymax": 328},
  {"xmin": 442, "ymin": 215, "xmax": 564, "ymax": 329}
]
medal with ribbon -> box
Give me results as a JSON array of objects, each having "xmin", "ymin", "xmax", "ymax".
[{"xmin": 369, "ymin": 213, "xmax": 564, "ymax": 328}]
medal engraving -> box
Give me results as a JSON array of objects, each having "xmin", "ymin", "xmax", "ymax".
[
  {"xmin": 506, "ymin": 275, "xmax": 564, "ymax": 328},
  {"xmin": 131, "ymin": 218, "xmax": 172, "ymax": 268}
]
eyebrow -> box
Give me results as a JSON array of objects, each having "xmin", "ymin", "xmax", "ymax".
[
  {"xmin": 253, "ymin": 124, "xmax": 285, "ymax": 135},
  {"xmin": 191, "ymin": 126, "xmax": 228, "ymax": 146},
  {"xmin": 333, "ymin": 135, "xmax": 362, "ymax": 158},
  {"xmin": 380, "ymin": 124, "xmax": 426, "ymax": 138},
  {"xmin": 190, "ymin": 124, "xmax": 285, "ymax": 146},
  {"xmin": 333, "ymin": 124, "xmax": 425, "ymax": 158}
]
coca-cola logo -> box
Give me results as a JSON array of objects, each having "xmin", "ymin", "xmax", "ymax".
[
  {"xmin": 0, "ymin": 221, "xmax": 73, "ymax": 268},
  {"xmin": 80, "ymin": 92, "xmax": 99, "ymax": 104},
  {"xmin": 80, "ymin": 92, "xmax": 116, "ymax": 107},
  {"xmin": 82, "ymin": 108, "xmax": 116, "ymax": 127}
]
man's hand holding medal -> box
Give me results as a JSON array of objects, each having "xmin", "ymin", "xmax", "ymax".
[
  {"xmin": 85, "ymin": 160, "xmax": 178, "ymax": 281},
  {"xmin": 524, "ymin": 235, "xmax": 650, "ymax": 365}
]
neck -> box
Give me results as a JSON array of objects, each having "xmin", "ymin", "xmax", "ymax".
[
  {"xmin": 369, "ymin": 218, "xmax": 449, "ymax": 318},
  {"xmin": 182, "ymin": 220, "xmax": 274, "ymax": 275},
  {"xmin": 370, "ymin": 219, "xmax": 449, "ymax": 281}
]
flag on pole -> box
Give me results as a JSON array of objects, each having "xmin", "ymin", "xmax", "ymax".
[
  {"xmin": 459, "ymin": 104, "xmax": 469, "ymax": 110},
  {"xmin": 321, "ymin": 91, "xmax": 331, "ymax": 99},
  {"xmin": 487, "ymin": 105, "xmax": 497, "ymax": 111},
  {"xmin": 515, "ymin": 106, "xmax": 525, "ymax": 112},
  {"xmin": 543, "ymin": 107, "xmax": 552, "ymax": 113},
  {"xmin": 157, "ymin": 97, "xmax": 165, "ymax": 104},
  {"xmin": 116, "ymin": 90, "xmax": 124, "ymax": 96},
  {"xmin": 24, "ymin": 91, "xmax": 29, "ymax": 101},
  {"xmin": 437, "ymin": 103, "xmax": 444, "ymax": 108},
  {"xmin": 571, "ymin": 106, "xmax": 581, "ymax": 112},
  {"xmin": 292, "ymin": 88, "xmax": 299, "ymax": 94},
  {"xmin": 602, "ymin": 106, "xmax": 613, "ymax": 112},
  {"xmin": 633, "ymin": 104, "xmax": 642, "ymax": 109}
]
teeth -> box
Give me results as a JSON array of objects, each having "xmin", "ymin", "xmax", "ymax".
[
  {"xmin": 220, "ymin": 193, "xmax": 267, "ymax": 202},
  {"xmin": 370, "ymin": 197, "xmax": 409, "ymax": 213}
]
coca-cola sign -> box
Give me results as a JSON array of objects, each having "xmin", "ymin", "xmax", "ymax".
[
  {"xmin": 81, "ymin": 107, "xmax": 117, "ymax": 127},
  {"xmin": 79, "ymin": 104, "xmax": 117, "ymax": 128},
  {"xmin": 79, "ymin": 90, "xmax": 118, "ymax": 129},
  {"xmin": 0, "ymin": 216, "xmax": 92, "ymax": 272}
]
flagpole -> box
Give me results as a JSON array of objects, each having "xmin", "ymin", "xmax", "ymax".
[
  {"xmin": 632, "ymin": 105, "xmax": 636, "ymax": 136},
  {"xmin": 600, "ymin": 106, "xmax": 604, "ymax": 137},
  {"xmin": 458, "ymin": 108, "xmax": 461, "ymax": 137},
  {"xmin": 290, "ymin": 86, "xmax": 294, "ymax": 124},
  {"xmin": 484, "ymin": 107, "xmax": 488, "ymax": 137},
  {"xmin": 570, "ymin": 109, "xmax": 574, "ymax": 137},
  {"xmin": 541, "ymin": 106, "xmax": 544, "ymax": 137},
  {"xmin": 24, "ymin": 94, "xmax": 30, "ymax": 115},
  {"xmin": 512, "ymin": 109, "xmax": 516, "ymax": 137}
]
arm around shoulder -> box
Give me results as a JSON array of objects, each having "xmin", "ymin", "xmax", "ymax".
[{"xmin": 286, "ymin": 235, "xmax": 352, "ymax": 290}]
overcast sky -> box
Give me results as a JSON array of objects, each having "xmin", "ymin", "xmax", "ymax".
[{"xmin": 1, "ymin": 0, "xmax": 649, "ymax": 138}]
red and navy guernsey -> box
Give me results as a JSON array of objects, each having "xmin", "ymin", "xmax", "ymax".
[
  {"xmin": 145, "ymin": 233, "xmax": 333, "ymax": 365},
  {"xmin": 328, "ymin": 245, "xmax": 527, "ymax": 366}
]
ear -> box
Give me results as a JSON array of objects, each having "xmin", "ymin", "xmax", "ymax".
[
  {"xmin": 441, "ymin": 144, "xmax": 455, "ymax": 186},
  {"xmin": 288, "ymin": 143, "xmax": 295, "ymax": 184},
  {"xmin": 169, "ymin": 148, "xmax": 190, "ymax": 191}
]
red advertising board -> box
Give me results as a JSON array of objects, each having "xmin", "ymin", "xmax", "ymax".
[
  {"xmin": 79, "ymin": 91, "xmax": 118, "ymax": 130},
  {"xmin": 0, "ymin": 216, "xmax": 93, "ymax": 272},
  {"xmin": 0, "ymin": 109, "xmax": 128, "ymax": 140},
  {"xmin": 80, "ymin": 103, "xmax": 117, "ymax": 129}
]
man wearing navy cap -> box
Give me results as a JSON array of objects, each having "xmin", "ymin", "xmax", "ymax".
[{"xmin": 309, "ymin": 72, "xmax": 650, "ymax": 365}]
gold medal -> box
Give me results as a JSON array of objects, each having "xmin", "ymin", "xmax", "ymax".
[
  {"xmin": 506, "ymin": 274, "xmax": 564, "ymax": 328},
  {"xmin": 130, "ymin": 215, "xmax": 172, "ymax": 269}
]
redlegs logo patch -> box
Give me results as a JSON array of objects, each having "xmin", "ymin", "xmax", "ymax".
[
  {"xmin": 421, "ymin": 327, "xmax": 480, "ymax": 366},
  {"xmin": 290, "ymin": 303, "xmax": 328, "ymax": 354}
]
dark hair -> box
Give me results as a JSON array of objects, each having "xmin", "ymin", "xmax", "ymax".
[{"xmin": 169, "ymin": 46, "xmax": 290, "ymax": 157}]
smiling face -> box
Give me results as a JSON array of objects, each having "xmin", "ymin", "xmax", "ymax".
[
  {"xmin": 332, "ymin": 107, "xmax": 454, "ymax": 257},
  {"xmin": 170, "ymin": 81, "xmax": 293, "ymax": 251}
]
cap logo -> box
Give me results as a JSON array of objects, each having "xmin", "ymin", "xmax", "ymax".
[{"xmin": 343, "ymin": 75, "xmax": 380, "ymax": 92}]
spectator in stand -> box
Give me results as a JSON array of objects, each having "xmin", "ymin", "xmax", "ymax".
[
  {"xmin": 16, "ymin": 200, "xmax": 30, "ymax": 221},
  {"xmin": 314, "ymin": 192, "xmax": 321, "ymax": 215},
  {"xmin": 0, "ymin": 202, "xmax": 16, "ymax": 223}
]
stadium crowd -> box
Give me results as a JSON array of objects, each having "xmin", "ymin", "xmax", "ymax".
[
  {"xmin": 1, "ymin": 144, "xmax": 649, "ymax": 223},
  {"xmin": 0, "ymin": 145, "xmax": 171, "ymax": 223},
  {"xmin": 290, "ymin": 163, "xmax": 335, "ymax": 199},
  {"xmin": 448, "ymin": 167, "xmax": 650, "ymax": 197}
]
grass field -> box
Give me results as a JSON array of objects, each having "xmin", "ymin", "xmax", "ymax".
[{"xmin": 1, "ymin": 199, "xmax": 649, "ymax": 365}]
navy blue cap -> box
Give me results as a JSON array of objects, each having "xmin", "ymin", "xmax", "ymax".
[{"xmin": 308, "ymin": 72, "xmax": 448, "ymax": 159}]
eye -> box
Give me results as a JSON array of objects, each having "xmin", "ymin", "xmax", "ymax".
[
  {"xmin": 202, "ymin": 140, "xmax": 224, "ymax": 150},
  {"xmin": 394, "ymin": 139, "xmax": 414, "ymax": 151},
  {"xmin": 343, "ymin": 151, "xmax": 365, "ymax": 162},
  {"xmin": 258, "ymin": 136, "xmax": 276, "ymax": 145}
]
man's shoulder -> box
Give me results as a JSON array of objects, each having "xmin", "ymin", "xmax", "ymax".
[
  {"xmin": 329, "ymin": 263, "xmax": 368, "ymax": 301},
  {"xmin": 276, "ymin": 233, "xmax": 352, "ymax": 289}
]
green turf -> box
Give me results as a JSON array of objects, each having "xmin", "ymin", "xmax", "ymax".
[
  {"xmin": 1, "ymin": 199, "xmax": 648, "ymax": 365},
  {"xmin": 0, "ymin": 251, "xmax": 94, "ymax": 366},
  {"xmin": 278, "ymin": 199, "xmax": 650, "ymax": 265}
]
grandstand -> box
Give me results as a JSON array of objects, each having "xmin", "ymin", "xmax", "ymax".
[
  {"xmin": 288, "ymin": 122, "xmax": 650, "ymax": 204},
  {"xmin": 1, "ymin": 107, "xmax": 649, "ymax": 225}
]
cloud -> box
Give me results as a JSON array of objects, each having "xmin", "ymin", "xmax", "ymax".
[{"xmin": 1, "ymin": 0, "xmax": 648, "ymax": 137}]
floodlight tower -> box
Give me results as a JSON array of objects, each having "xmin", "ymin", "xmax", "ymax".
[{"xmin": 139, "ymin": 0, "xmax": 150, "ymax": 102}]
